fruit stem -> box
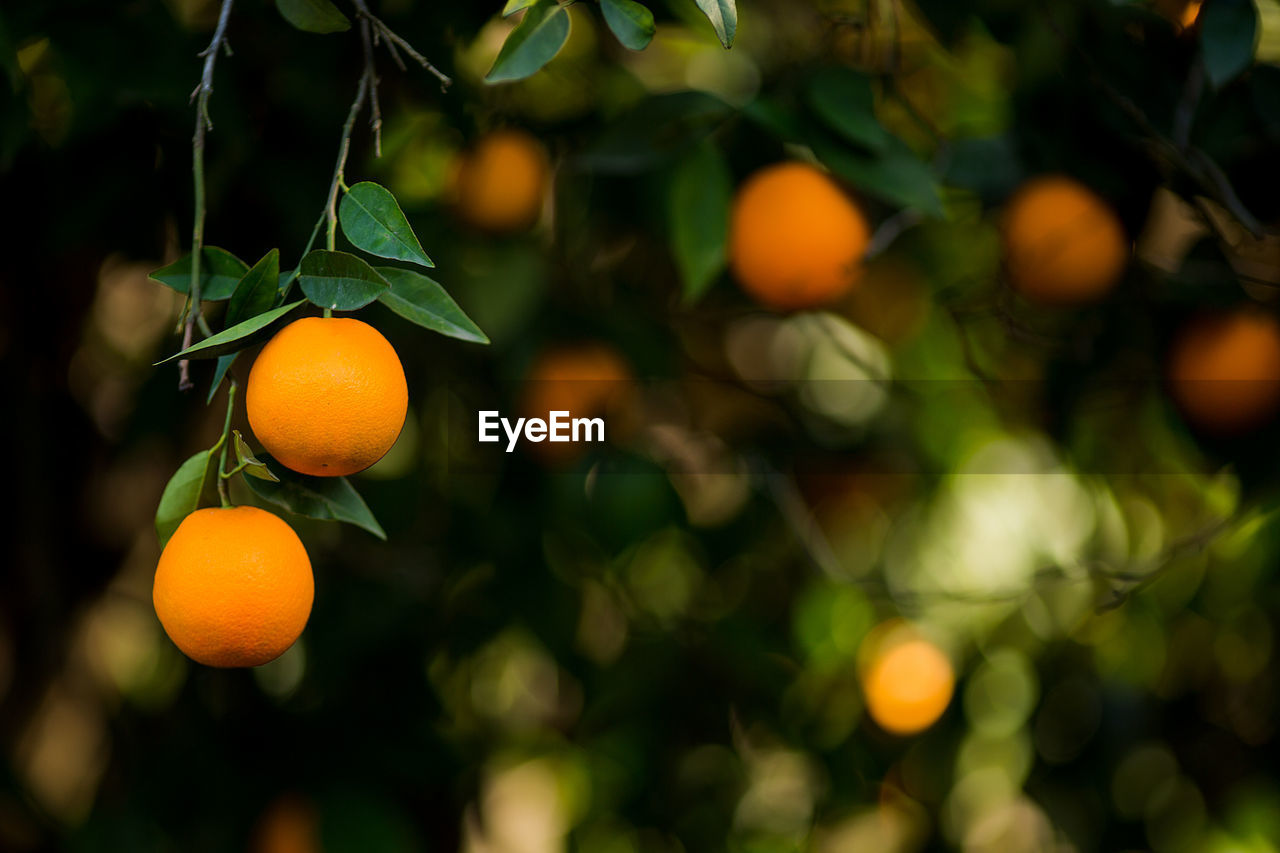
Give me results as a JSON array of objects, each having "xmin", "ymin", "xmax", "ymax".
[{"xmin": 216, "ymin": 379, "xmax": 238, "ymax": 508}]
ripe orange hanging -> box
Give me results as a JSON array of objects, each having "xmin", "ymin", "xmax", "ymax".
[
  {"xmin": 153, "ymin": 506, "xmax": 313, "ymax": 668},
  {"xmin": 247, "ymin": 317, "xmax": 408, "ymax": 477}
]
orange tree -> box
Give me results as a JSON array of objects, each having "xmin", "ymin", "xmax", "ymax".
[{"xmin": 4, "ymin": 0, "xmax": 1280, "ymax": 850}]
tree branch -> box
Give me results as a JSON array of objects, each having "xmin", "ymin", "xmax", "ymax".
[{"xmin": 178, "ymin": 0, "xmax": 235, "ymax": 392}]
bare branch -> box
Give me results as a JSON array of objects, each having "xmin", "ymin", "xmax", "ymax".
[{"xmin": 178, "ymin": 0, "xmax": 235, "ymax": 392}]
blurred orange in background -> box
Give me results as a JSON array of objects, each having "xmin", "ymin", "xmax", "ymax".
[
  {"xmin": 451, "ymin": 129, "xmax": 551, "ymax": 234},
  {"xmin": 1167, "ymin": 308, "xmax": 1280, "ymax": 434}
]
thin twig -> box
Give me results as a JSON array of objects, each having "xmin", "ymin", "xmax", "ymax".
[
  {"xmin": 358, "ymin": 14, "xmax": 383, "ymax": 157},
  {"xmin": 324, "ymin": 71, "xmax": 370, "ymax": 252},
  {"xmin": 352, "ymin": 0, "xmax": 451, "ymax": 89},
  {"xmin": 178, "ymin": 0, "xmax": 235, "ymax": 392}
]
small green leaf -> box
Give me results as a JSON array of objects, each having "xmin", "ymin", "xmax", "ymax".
[
  {"xmin": 226, "ymin": 249, "xmax": 280, "ymax": 328},
  {"xmin": 149, "ymin": 247, "xmax": 249, "ymax": 301},
  {"xmin": 502, "ymin": 0, "xmax": 538, "ymax": 15},
  {"xmin": 805, "ymin": 67, "xmax": 890, "ymax": 151},
  {"xmin": 156, "ymin": 300, "xmax": 307, "ymax": 364},
  {"xmin": 812, "ymin": 133, "xmax": 944, "ymax": 218},
  {"xmin": 233, "ymin": 430, "xmax": 280, "ymax": 482},
  {"xmin": 299, "ymin": 250, "xmax": 391, "ymax": 311},
  {"xmin": 1202, "ymin": 0, "xmax": 1258, "ymax": 89},
  {"xmin": 601, "ymin": 0, "xmax": 655, "ymax": 51},
  {"xmin": 207, "ymin": 353, "xmax": 238, "ymax": 404},
  {"xmin": 374, "ymin": 267, "xmax": 489, "ymax": 344},
  {"xmin": 339, "ymin": 183, "xmax": 434, "ymax": 268},
  {"xmin": 275, "ymin": 0, "xmax": 350, "ymax": 33},
  {"xmin": 668, "ymin": 142, "xmax": 731, "ymax": 303},
  {"xmin": 243, "ymin": 455, "xmax": 387, "ymax": 540},
  {"xmin": 155, "ymin": 450, "xmax": 219, "ymax": 548},
  {"xmin": 486, "ymin": 0, "xmax": 571, "ymax": 83},
  {"xmin": 694, "ymin": 0, "xmax": 737, "ymax": 48}
]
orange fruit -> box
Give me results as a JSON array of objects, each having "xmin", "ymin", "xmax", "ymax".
[
  {"xmin": 1168, "ymin": 309, "xmax": 1280, "ymax": 433},
  {"xmin": 251, "ymin": 794, "xmax": 321, "ymax": 853},
  {"xmin": 521, "ymin": 343, "xmax": 633, "ymax": 462},
  {"xmin": 453, "ymin": 129, "xmax": 550, "ymax": 233},
  {"xmin": 728, "ymin": 162, "xmax": 872, "ymax": 311},
  {"xmin": 247, "ymin": 317, "xmax": 408, "ymax": 477},
  {"xmin": 861, "ymin": 633, "xmax": 954, "ymax": 735},
  {"xmin": 153, "ymin": 506, "xmax": 313, "ymax": 668},
  {"xmin": 1002, "ymin": 175, "xmax": 1129, "ymax": 304}
]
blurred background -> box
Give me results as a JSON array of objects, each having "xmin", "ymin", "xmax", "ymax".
[{"xmin": 4, "ymin": 0, "xmax": 1280, "ymax": 850}]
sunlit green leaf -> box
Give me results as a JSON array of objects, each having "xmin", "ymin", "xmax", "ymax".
[
  {"xmin": 156, "ymin": 300, "xmax": 307, "ymax": 364},
  {"xmin": 339, "ymin": 182, "xmax": 433, "ymax": 268},
  {"xmin": 244, "ymin": 455, "xmax": 387, "ymax": 540},
  {"xmin": 233, "ymin": 430, "xmax": 280, "ymax": 482},
  {"xmin": 693, "ymin": 0, "xmax": 736, "ymax": 48},
  {"xmin": 601, "ymin": 0, "xmax": 655, "ymax": 51},
  {"xmin": 374, "ymin": 267, "xmax": 489, "ymax": 344},
  {"xmin": 485, "ymin": 0, "xmax": 571, "ymax": 83},
  {"xmin": 299, "ymin": 250, "xmax": 390, "ymax": 311},
  {"xmin": 149, "ymin": 247, "xmax": 249, "ymax": 301},
  {"xmin": 275, "ymin": 0, "xmax": 350, "ymax": 34},
  {"xmin": 502, "ymin": 0, "xmax": 537, "ymax": 15}
]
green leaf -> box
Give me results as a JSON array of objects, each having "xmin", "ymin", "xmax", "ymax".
[
  {"xmin": 374, "ymin": 267, "xmax": 489, "ymax": 344},
  {"xmin": 805, "ymin": 67, "xmax": 890, "ymax": 151},
  {"xmin": 243, "ymin": 455, "xmax": 387, "ymax": 540},
  {"xmin": 233, "ymin": 430, "xmax": 280, "ymax": 482},
  {"xmin": 156, "ymin": 299, "xmax": 307, "ymax": 364},
  {"xmin": 338, "ymin": 182, "xmax": 434, "ymax": 268},
  {"xmin": 1202, "ymin": 0, "xmax": 1258, "ymax": 89},
  {"xmin": 812, "ymin": 132, "xmax": 944, "ymax": 218},
  {"xmin": 155, "ymin": 450, "xmax": 219, "ymax": 548},
  {"xmin": 206, "ymin": 353, "xmax": 238, "ymax": 404},
  {"xmin": 149, "ymin": 247, "xmax": 249, "ymax": 301},
  {"xmin": 693, "ymin": 0, "xmax": 737, "ymax": 48},
  {"xmin": 226, "ymin": 249, "xmax": 280, "ymax": 328},
  {"xmin": 485, "ymin": 0, "xmax": 571, "ymax": 83},
  {"xmin": 298, "ymin": 250, "xmax": 391, "ymax": 311},
  {"xmin": 275, "ymin": 0, "xmax": 350, "ymax": 33},
  {"xmin": 668, "ymin": 142, "xmax": 731, "ymax": 303},
  {"xmin": 502, "ymin": 0, "xmax": 538, "ymax": 15},
  {"xmin": 601, "ymin": 0, "xmax": 655, "ymax": 51}
]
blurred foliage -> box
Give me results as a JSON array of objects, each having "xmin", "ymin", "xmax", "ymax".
[{"xmin": 4, "ymin": 0, "xmax": 1280, "ymax": 852}]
